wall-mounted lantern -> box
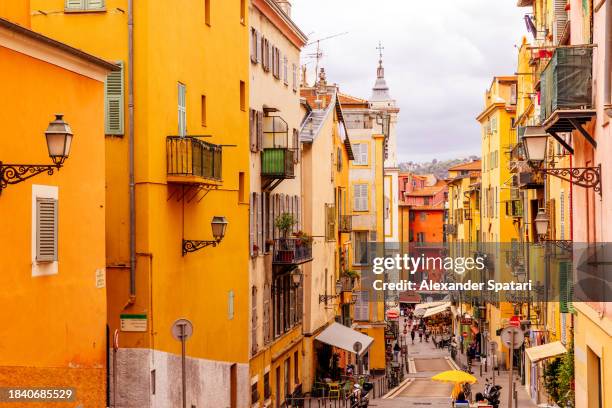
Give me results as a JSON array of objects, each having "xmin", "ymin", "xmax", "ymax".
[
  {"xmin": 1, "ymin": 114, "xmax": 73, "ymax": 194},
  {"xmin": 182, "ymin": 216, "xmax": 228, "ymax": 255}
]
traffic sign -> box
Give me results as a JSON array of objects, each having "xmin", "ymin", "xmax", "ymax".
[
  {"xmin": 172, "ymin": 318, "xmax": 194, "ymax": 341},
  {"xmin": 509, "ymin": 315, "xmax": 521, "ymax": 328},
  {"xmin": 353, "ymin": 341, "xmax": 363, "ymax": 353},
  {"xmin": 500, "ymin": 326, "xmax": 524, "ymax": 349}
]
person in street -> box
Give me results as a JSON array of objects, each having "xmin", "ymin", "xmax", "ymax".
[
  {"xmin": 425, "ymin": 327, "xmax": 430, "ymax": 343},
  {"xmin": 418, "ymin": 327, "xmax": 423, "ymax": 342},
  {"xmin": 454, "ymin": 391, "xmax": 469, "ymax": 405},
  {"xmin": 393, "ymin": 342, "xmax": 401, "ymax": 362},
  {"xmin": 474, "ymin": 392, "xmax": 488, "ymax": 406},
  {"xmin": 410, "ymin": 328, "xmax": 416, "ymax": 344}
]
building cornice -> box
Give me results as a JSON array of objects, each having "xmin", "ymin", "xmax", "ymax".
[
  {"xmin": 253, "ymin": 0, "xmax": 307, "ymax": 49},
  {"xmin": 0, "ymin": 17, "xmax": 117, "ymax": 81}
]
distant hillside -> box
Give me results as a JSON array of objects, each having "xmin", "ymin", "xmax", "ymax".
[{"xmin": 399, "ymin": 156, "xmax": 480, "ymax": 179}]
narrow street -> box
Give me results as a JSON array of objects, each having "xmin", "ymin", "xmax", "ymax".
[{"xmin": 371, "ymin": 318, "xmax": 537, "ymax": 408}]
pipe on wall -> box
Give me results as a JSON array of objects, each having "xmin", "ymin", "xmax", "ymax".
[{"xmin": 128, "ymin": 0, "xmax": 136, "ymax": 301}]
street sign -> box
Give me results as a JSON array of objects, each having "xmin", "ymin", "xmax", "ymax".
[
  {"xmin": 172, "ymin": 318, "xmax": 194, "ymax": 341},
  {"xmin": 353, "ymin": 341, "xmax": 363, "ymax": 353},
  {"xmin": 500, "ymin": 326, "xmax": 524, "ymax": 349},
  {"xmin": 120, "ymin": 313, "xmax": 147, "ymax": 332}
]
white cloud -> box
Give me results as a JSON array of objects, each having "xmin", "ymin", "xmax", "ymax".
[{"xmin": 291, "ymin": 0, "xmax": 528, "ymax": 162}]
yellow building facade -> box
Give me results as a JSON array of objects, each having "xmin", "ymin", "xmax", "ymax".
[
  {"xmin": 32, "ymin": 0, "xmax": 251, "ymax": 406},
  {"xmin": 0, "ymin": 2, "xmax": 116, "ymax": 406}
]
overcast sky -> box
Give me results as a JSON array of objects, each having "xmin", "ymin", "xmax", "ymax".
[{"xmin": 291, "ymin": 0, "xmax": 528, "ymax": 163}]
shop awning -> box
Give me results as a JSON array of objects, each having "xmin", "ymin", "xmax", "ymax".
[
  {"xmin": 415, "ymin": 301, "xmax": 447, "ymax": 311},
  {"xmin": 525, "ymin": 341, "xmax": 567, "ymax": 363},
  {"xmin": 315, "ymin": 322, "xmax": 374, "ymax": 356},
  {"xmin": 423, "ymin": 302, "xmax": 451, "ymax": 318}
]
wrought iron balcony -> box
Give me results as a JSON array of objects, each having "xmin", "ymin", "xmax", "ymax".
[
  {"xmin": 272, "ymin": 238, "xmax": 312, "ymax": 265},
  {"xmin": 339, "ymin": 214, "xmax": 353, "ymax": 233},
  {"xmin": 261, "ymin": 148, "xmax": 295, "ymax": 179},
  {"xmin": 167, "ymin": 136, "xmax": 222, "ymax": 184},
  {"xmin": 444, "ymin": 224, "xmax": 457, "ymax": 235}
]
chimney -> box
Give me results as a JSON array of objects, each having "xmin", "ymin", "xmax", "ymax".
[{"xmin": 276, "ymin": 1, "xmax": 292, "ymax": 17}]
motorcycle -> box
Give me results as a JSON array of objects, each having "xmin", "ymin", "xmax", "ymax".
[
  {"xmin": 349, "ymin": 382, "xmax": 373, "ymax": 408},
  {"xmin": 483, "ymin": 378, "xmax": 502, "ymax": 408}
]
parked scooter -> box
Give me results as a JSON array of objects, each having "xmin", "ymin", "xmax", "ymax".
[
  {"xmin": 349, "ymin": 382, "xmax": 373, "ymax": 408},
  {"xmin": 483, "ymin": 378, "xmax": 502, "ymax": 408}
]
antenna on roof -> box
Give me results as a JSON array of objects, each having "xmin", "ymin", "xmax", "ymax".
[{"xmin": 303, "ymin": 32, "xmax": 349, "ymax": 83}]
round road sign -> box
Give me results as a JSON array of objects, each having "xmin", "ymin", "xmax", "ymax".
[
  {"xmin": 171, "ymin": 318, "xmax": 194, "ymax": 341},
  {"xmin": 500, "ymin": 326, "xmax": 524, "ymax": 349}
]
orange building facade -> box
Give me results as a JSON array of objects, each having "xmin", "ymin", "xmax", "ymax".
[{"xmin": 0, "ymin": 3, "xmax": 116, "ymax": 406}]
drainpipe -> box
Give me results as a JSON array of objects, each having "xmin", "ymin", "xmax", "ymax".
[
  {"xmin": 128, "ymin": 0, "xmax": 136, "ymax": 302},
  {"xmin": 604, "ymin": 0, "xmax": 612, "ymax": 116}
]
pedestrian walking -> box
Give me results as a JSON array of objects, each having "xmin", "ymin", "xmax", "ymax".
[
  {"xmin": 410, "ymin": 329, "xmax": 416, "ymax": 345},
  {"xmin": 418, "ymin": 327, "xmax": 423, "ymax": 343}
]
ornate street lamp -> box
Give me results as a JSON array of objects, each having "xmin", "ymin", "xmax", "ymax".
[
  {"xmin": 534, "ymin": 208, "xmax": 549, "ymax": 240},
  {"xmin": 182, "ymin": 216, "xmax": 228, "ymax": 255},
  {"xmin": 291, "ymin": 269, "xmax": 302, "ymax": 288},
  {"xmin": 1, "ymin": 114, "xmax": 73, "ymax": 193},
  {"xmin": 319, "ymin": 279, "xmax": 343, "ymax": 303},
  {"xmin": 521, "ymin": 125, "xmax": 602, "ymax": 196}
]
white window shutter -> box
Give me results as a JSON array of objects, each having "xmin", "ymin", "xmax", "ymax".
[
  {"xmin": 256, "ymin": 31, "xmax": 262, "ymax": 63},
  {"xmin": 65, "ymin": 0, "xmax": 84, "ymax": 9},
  {"xmin": 361, "ymin": 143, "xmax": 368, "ymax": 164},
  {"xmin": 86, "ymin": 0, "xmax": 105, "ymax": 9},
  {"xmin": 257, "ymin": 192, "xmax": 263, "ymax": 253},
  {"xmin": 178, "ymin": 83, "xmax": 186, "ymax": 136},
  {"xmin": 36, "ymin": 198, "xmax": 58, "ymax": 262},
  {"xmin": 257, "ymin": 111, "xmax": 264, "ymax": 151},
  {"xmin": 249, "ymin": 109, "xmax": 257, "ymax": 152}
]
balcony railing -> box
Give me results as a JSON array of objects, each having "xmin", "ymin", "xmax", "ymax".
[
  {"xmin": 261, "ymin": 148, "xmax": 295, "ymax": 179},
  {"xmin": 272, "ymin": 238, "xmax": 312, "ymax": 265},
  {"xmin": 540, "ymin": 46, "xmax": 593, "ymax": 123},
  {"xmin": 167, "ymin": 136, "xmax": 222, "ymax": 183},
  {"xmin": 515, "ymin": 171, "xmax": 543, "ymax": 189},
  {"xmin": 339, "ymin": 214, "xmax": 353, "ymax": 233},
  {"xmin": 444, "ymin": 224, "xmax": 457, "ymax": 235}
]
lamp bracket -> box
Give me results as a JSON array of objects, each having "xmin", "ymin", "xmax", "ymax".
[
  {"xmin": 182, "ymin": 239, "xmax": 218, "ymax": 255},
  {"xmin": 0, "ymin": 162, "xmax": 61, "ymax": 192},
  {"xmin": 319, "ymin": 294, "xmax": 340, "ymax": 303},
  {"xmin": 540, "ymin": 164, "xmax": 601, "ymax": 196}
]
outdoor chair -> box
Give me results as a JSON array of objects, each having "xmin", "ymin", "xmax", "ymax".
[{"xmin": 327, "ymin": 382, "xmax": 340, "ymax": 399}]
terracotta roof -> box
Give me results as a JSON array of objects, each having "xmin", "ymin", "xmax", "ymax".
[
  {"xmin": 448, "ymin": 160, "xmax": 482, "ymax": 171},
  {"xmin": 400, "ymin": 203, "xmax": 445, "ymax": 210},
  {"xmin": 338, "ymin": 93, "xmax": 369, "ymax": 105},
  {"xmin": 300, "ymin": 88, "xmax": 333, "ymax": 111}
]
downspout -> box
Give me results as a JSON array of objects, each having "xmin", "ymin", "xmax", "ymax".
[
  {"xmin": 603, "ymin": 0, "xmax": 612, "ymax": 116},
  {"xmin": 128, "ymin": 0, "xmax": 136, "ymax": 303}
]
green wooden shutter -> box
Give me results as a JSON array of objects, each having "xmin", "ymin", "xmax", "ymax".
[
  {"xmin": 559, "ymin": 261, "xmax": 569, "ymax": 313},
  {"xmin": 36, "ymin": 198, "xmax": 58, "ymax": 262},
  {"xmin": 65, "ymin": 0, "xmax": 84, "ymax": 10},
  {"xmin": 105, "ymin": 62, "xmax": 124, "ymax": 135}
]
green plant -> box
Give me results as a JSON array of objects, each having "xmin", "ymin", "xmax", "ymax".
[
  {"xmin": 293, "ymin": 230, "xmax": 312, "ymax": 246},
  {"xmin": 557, "ymin": 340, "xmax": 575, "ymax": 407},
  {"xmin": 543, "ymin": 357, "xmax": 561, "ymax": 402},
  {"xmin": 343, "ymin": 269, "xmax": 360, "ymax": 280},
  {"xmin": 275, "ymin": 213, "xmax": 296, "ymax": 238}
]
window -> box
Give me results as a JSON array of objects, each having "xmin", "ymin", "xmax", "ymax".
[
  {"xmin": 337, "ymin": 147, "xmax": 342, "ymax": 171},
  {"xmin": 284, "ymin": 359, "xmax": 290, "ymax": 401},
  {"xmin": 283, "ymin": 55, "xmax": 288, "ymax": 85},
  {"xmin": 353, "ymin": 231, "xmax": 368, "ymax": 265},
  {"xmin": 240, "ymin": 0, "xmax": 246, "ymax": 24},
  {"xmin": 354, "ymin": 290, "xmax": 369, "ymax": 321},
  {"xmin": 36, "ymin": 197, "xmax": 58, "ymax": 262},
  {"xmin": 178, "ymin": 83, "xmax": 186, "ymax": 137},
  {"xmin": 249, "ymin": 109, "xmax": 263, "ymax": 152},
  {"xmin": 420, "ymin": 212, "xmax": 426, "ymax": 221},
  {"xmin": 240, "ymin": 81, "xmax": 246, "ymax": 111},
  {"xmin": 251, "ymin": 286, "xmax": 257, "ymax": 355},
  {"xmin": 353, "ymin": 184, "xmax": 368, "ymax": 211},
  {"xmin": 65, "ymin": 0, "xmax": 105, "ymax": 10},
  {"xmin": 352, "ymin": 143, "xmax": 368, "ymax": 165},
  {"xmin": 325, "ymin": 204, "xmax": 336, "ymax": 241},
  {"xmin": 292, "ymin": 64, "xmax": 298, "ymax": 92},
  {"xmin": 201, "ymin": 95, "xmax": 207, "ymax": 127},
  {"xmin": 238, "ymin": 172, "xmax": 245, "ymax": 203},
  {"xmin": 204, "ymin": 0, "xmax": 211, "ymax": 26},
  {"xmin": 105, "ymin": 61, "xmax": 124, "ymax": 135},
  {"xmin": 250, "ymin": 28, "xmax": 258, "ymax": 63},
  {"xmin": 251, "ymin": 381, "xmax": 259, "ymax": 404},
  {"xmin": 263, "ymin": 372, "xmax": 271, "ymax": 400},
  {"xmin": 294, "ymin": 351, "xmax": 299, "ymax": 385},
  {"xmin": 417, "ymin": 232, "xmax": 425, "ymax": 242},
  {"xmin": 262, "ymin": 38, "xmax": 270, "ymax": 72},
  {"xmin": 423, "ymin": 197, "xmax": 430, "ymax": 205}
]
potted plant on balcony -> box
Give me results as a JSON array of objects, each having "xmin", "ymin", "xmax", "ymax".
[
  {"xmin": 275, "ymin": 213, "xmax": 297, "ymax": 262},
  {"xmin": 342, "ymin": 269, "xmax": 360, "ymax": 289}
]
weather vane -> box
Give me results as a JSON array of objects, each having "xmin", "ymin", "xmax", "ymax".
[{"xmin": 376, "ymin": 41, "xmax": 384, "ymax": 61}]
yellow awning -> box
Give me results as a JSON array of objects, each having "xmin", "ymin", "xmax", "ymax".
[
  {"xmin": 525, "ymin": 341, "xmax": 567, "ymax": 363},
  {"xmin": 414, "ymin": 301, "xmax": 447, "ymax": 310}
]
